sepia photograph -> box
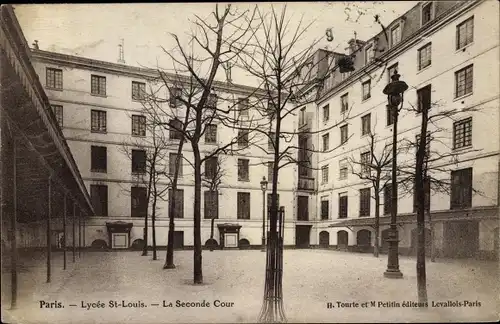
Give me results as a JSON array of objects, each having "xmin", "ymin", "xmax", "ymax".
[{"xmin": 1, "ymin": 1, "xmax": 499, "ymax": 323}]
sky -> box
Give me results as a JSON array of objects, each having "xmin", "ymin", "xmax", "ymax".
[{"xmin": 13, "ymin": 2, "xmax": 416, "ymax": 87}]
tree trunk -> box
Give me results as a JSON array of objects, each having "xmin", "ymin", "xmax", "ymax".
[
  {"xmin": 193, "ymin": 146, "xmax": 203, "ymax": 284},
  {"xmin": 416, "ymin": 103, "xmax": 429, "ymax": 305},
  {"xmin": 164, "ymin": 135, "xmax": 185, "ymax": 269},
  {"xmin": 152, "ymin": 176, "xmax": 158, "ymax": 260},
  {"xmin": 142, "ymin": 212, "xmax": 148, "ymax": 256},
  {"xmin": 374, "ymin": 189, "xmax": 380, "ymax": 258}
]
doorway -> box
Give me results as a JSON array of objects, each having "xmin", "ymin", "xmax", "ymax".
[
  {"xmin": 319, "ymin": 231, "xmax": 330, "ymax": 248},
  {"xmin": 295, "ymin": 225, "xmax": 311, "ymax": 248},
  {"xmin": 443, "ymin": 221, "xmax": 478, "ymax": 258}
]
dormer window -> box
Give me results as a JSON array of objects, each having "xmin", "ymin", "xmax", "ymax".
[
  {"xmin": 390, "ymin": 24, "xmax": 402, "ymax": 47},
  {"xmin": 421, "ymin": 2, "xmax": 434, "ymax": 26},
  {"xmin": 364, "ymin": 44, "xmax": 374, "ymax": 65}
]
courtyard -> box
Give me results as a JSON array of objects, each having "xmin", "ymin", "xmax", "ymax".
[{"xmin": 2, "ymin": 249, "xmax": 498, "ymax": 323}]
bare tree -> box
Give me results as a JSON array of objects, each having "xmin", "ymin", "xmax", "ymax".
[
  {"xmin": 398, "ymin": 97, "xmax": 484, "ymax": 305},
  {"xmin": 119, "ymin": 101, "xmax": 169, "ymax": 259},
  {"xmin": 348, "ymin": 124, "xmax": 393, "ymax": 257},
  {"xmin": 150, "ymin": 4, "xmax": 257, "ymax": 284},
  {"xmin": 201, "ymin": 156, "xmax": 226, "ymax": 250}
]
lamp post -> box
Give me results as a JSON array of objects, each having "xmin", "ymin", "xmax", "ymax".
[
  {"xmin": 382, "ymin": 70, "xmax": 408, "ymax": 279},
  {"xmin": 260, "ymin": 176, "xmax": 268, "ymax": 252}
]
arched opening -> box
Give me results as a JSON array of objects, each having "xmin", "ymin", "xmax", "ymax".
[
  {"xmin": 337, "ymin": 230, "xmax": 348, "ymax": 250},
  {"xmin": 205, "ymin": 238, "xmax": 218, "ymax": 250},
  {"xmin": 410, "ymin": 227, "xmax": 431, "ymax": 256},
  {"xmin": 381, "ymin": 229, "xmax": 391, "ymax": 253},
  {"xmin": 90, "ymin": 239, "xmax": 108, "ymax": 249},
  {"xmin": 238, "ymin": 238, "xmax": 250, "ymax": 249},
  {"xmin": 319, "ymin": 231, "xmax": 330, "ymax": 248},
  {"xmin": 131, "ymin": 239, "xmax": 144, "ymax": 250},
  {"xmin": 356, "ymin": 229, "xmax": 372, "ymax": 253}
]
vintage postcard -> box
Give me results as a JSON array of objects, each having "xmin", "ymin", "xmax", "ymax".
[{"xmin": 1, "ymin": 1, "xmax": 499, "ymax": 323}]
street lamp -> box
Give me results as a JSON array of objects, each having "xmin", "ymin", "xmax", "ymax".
[
  {"xmin": 260, "ymin": 176, "xmax": 268, "ymax": 252},
  {"xmin": 382, "ymin": 70, "xmax": 408, "ymax": 279}
]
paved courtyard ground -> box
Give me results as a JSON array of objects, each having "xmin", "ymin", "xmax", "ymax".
[{"xmin": 1, "ymin": 249, "xmax": 498, "ymax": 323}]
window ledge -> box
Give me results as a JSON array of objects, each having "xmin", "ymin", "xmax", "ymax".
[
  {"xmin": 361, "ymin": 96, "xmax": 372, "ymax": 103},
  {"xmin": 91, "ymin": 93, "xmax": 107, "ymax": 98},
  {"xmin": 91, "ymin": 130, "xmax": 107, "ymax": 134},
  {"xmin": 453, "ymin": 92, "xmax": 473, "ymax": 102},
  {"xmin": 452, "ymin": 145, "xmax": 473, "ymax": 153},
  {"xmin": 46, "ymin": 86, "xmax": 63, "ymax": 91},
  {"xmin": 238, "ymin": 179, "xmax": 250, "ymax": 182},
  {"xmin": 361, "ymin": 133, "xmax": 370, "ymax": 138},
  {"xmin": 455, "ymin": 42, "xmax": 474, "ymax": 54},
  {"xmin": 90, "ymin": 169, "xmax": 107, "ymax": 173},
  {"xmin": 416, "ymin": 64, "xmax": 432, "ymax": 74},
  {"xmin": 132, "ymin": 98, "xmax": 145, "ymax": 103},
  {"xmin": 132, "ymin": 134, "xmax": 146, "ymax": 138},
  {"xmin": 204, "ymin": 142, "xmax": 218, "ymax": 145},
  {"xmin": 132, "ymin": 172, "xmax": 147, "ymax": 175}
]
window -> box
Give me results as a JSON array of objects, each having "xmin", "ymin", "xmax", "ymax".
[
  {"xmin": 131, "ymin": 187, "xmax": 148, "ymax": 217},
  {"xmin": 169, "ymin": 119, "xmax": 183, "ymax": 140},
  {"xmin": 46, "ymin": 68, "xmax": 63, "ymax": 90},
  {"xmin": 341, "ymin": 93, "xmax": 349, "ymax": 113},
  {"xmin": 299, "ymin": 107, "xmax": 306, "ymax": 125},
  {"xmin": 321, "ymin": 199, "xmax": 329, "ymax": 220},
  {"xmin": 386, "ymin": 105, "xmax": 394, "ymax": 126},
  {"xmin": 322, "ymin": 133, "xmax": 329, "ymax": 152},
  {"xmin": 266, "ymin": 162, "xmax": 275, "ymax": 182},
  {"xmin": 169, "ymin": 87, "xmax": 182, "ymax": 108},
  {"xmin": 91, "ymin": 75, "xmax": 106, "ymax": 96},
  {"xmin": 131, "ymin": 115, "xmax": 146, "ymax": 136},
  {"xmin": 455, "ymin": 65, "xmax": 473, "ymax": 98},
  {"xmin": 51, "ymin": 105, "xmax": 63, "ymax": 127},
  {"xmin": 169, "ymin": 153, "xmax": 183, "ymax": 176},
  {"xmin": 413, "ymin": 178, "xmax": 430, "ymax": 212},
  {"xmin": 204, "ymin": 157, "xmax": 218, "ymax": 179},
  {"xmin": 417, "ymin": 85, "xmax": 432, "ymax": 113},
  {"xmin": 456, "ymin": 17, "xmax": 474, "ymax": 50},
  {"xmin": 237, "ymin": 159, "xmax": 249, "ymax": 181},
  {"xmin": 321, "ymin": 165, "xmax": 329, "ymax": 184},
  {"xmin": 237, "ymin": 192, "xmax": 251, "ymax": 219},
  {"xmin": 341, "ymin": 71, "xmax": 352, "ymax": 81},
  {"xmin": 362, "ymin": 80, "xmax": 371, "ymax": 100},
  {"xmin": 339, "ymin": 159, "xmax": 348, "ymax": 180},
  {"xmin": 91, "ymin": 184, "xmax": 108, "ymax": 216},
  {"xmin": 453, "ymin": 117, "xmax": 472, "ymax": 149},
  {"xmin": 131, "ymin": 81, "xmax": 146, "ymax": 100},
  {"xmin": 297, "ymin": 196, "xmax": 309, "ymax": 221},
  {"xmin": 383, "ymin": 185, "xmax": 392, "ymax": 215},
  {"xmin": 361, "ymin": 151, "xmax": 370, "ymax": 175},
  {"xmin": 364, "ymin": 44, "xmax": 374, "ymax": 65},
  {"xmin": 450, "ymin": 168, "xmax": 472, "ymax": 209},
  {"xmin": 359, "ymin": 188, "xmax": 371, "ymax": 217},
  {"xmin": 338, "ymin": 193, "xmax": 348, "ymax": 219},
  {"xmin": 421, "ymin": 2, "xmax": 433, "ymax": 26},
  {"xmin": 91, "ymin": 146, "xmax": 107, "ymax": 172},
  {"xmin": 91, "ymin": 110, "xmax": 106, "ymax": 133},
  {"xmin": 207, "ymin": 93, "xmax": 218, "ymax": 109},
  {"xmin": 238, "ymin": 129, "xmax": 249, "ymax": 148},
  {"xmin": 131, "ymin": 149, "xmax": 146, "ymax": 173},
  {"xmin": 418, "ymin": 43, "xmax": 432, "ymax": 70},
  {"xmin": 267, "ymin": 194, "xmax": 280, "ymax": 215},
  {"xmin": 204, "ymin": 191, "xmax": 219, "ymax": 219},
  {"xmin": 205, "ymin": 124, "xmax": 217, "ymax": 144},
  {"xmin": 387, "ymin": 63, "xmax": 398, "ymax": 83},
  {"xmin": 238, "ymin": 98, "xmax": 249, "ymax": 117},
  {"xmin": 340, "ymin": 125, "xmax": 348, "ymax": 145},
  {"xmin": 390, "ymin": 24, "xmax": 401, "ymax": 47},
  {"xmin": 323, "ymin": 104, "xmax": 330, "ymax": 122},
  {"xmin": 268, "ymin": 132, "xmax": 275, "ymax": 152},
  {"xmin": 168, "ymin": 189, "xmax": 184, "ymax": 218},
  {"xmin": 361, "ymin": 114, "xmax": 371, "ymax": 136}
]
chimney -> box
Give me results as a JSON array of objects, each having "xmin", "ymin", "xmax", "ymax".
[
  {"xmin": 347, "ymin": 38, "xmax": 365, "ymax": 55},
  {"xmin": 117, "ymin": 38, "xmax": 125, "ymax": 64},
  {"xmin": 32, "ymin": 40, "xmax": 39, "ymax": 50}
]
